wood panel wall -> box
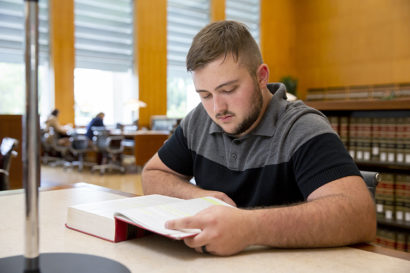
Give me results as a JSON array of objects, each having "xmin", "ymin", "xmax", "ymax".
[
  {"xmin": 49, "ymin": 0, "xmax": 75, "ymax": 125},
  {"xmin": 0, "ymin": 115, "xmax": 23, "ymax": 189},
  {"xmin": 211, "ymin": 0, "xmax": 225, "ymax": 21},
  {"xmin": 277, "ymin": 0, "xmax": 410, "ymax": 99},
  {"xmin": 260, "ymin": 0, "xmax": 296, "ymax": 83},
  {"xmin": 136, "ymin": 0, "xmax": 168, "ymax": 128}
]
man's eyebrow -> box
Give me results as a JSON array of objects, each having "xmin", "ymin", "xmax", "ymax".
[
  {"xmin": 196, "ymin": 80, "xmax": 238, "ymax": 93},
  {"xmin": 215, "ymin": 80, "xmax": 238, "ymax": 90}
]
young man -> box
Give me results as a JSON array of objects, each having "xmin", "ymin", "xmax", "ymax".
[{"xmin": 142, "ymin": 21, "xmax": 376, "ymax": 256}]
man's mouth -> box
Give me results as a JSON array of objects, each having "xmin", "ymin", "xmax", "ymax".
[{"xmin": 217, "ymin": 114, "xmax": 233, "ymax": 122}]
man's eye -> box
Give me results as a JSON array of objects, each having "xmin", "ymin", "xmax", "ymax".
[
  {"xmin": 201, "ymin": 93, "xmax": 211, "ymax": 99},
  {"xmin": 223, "ymin": 87, "xmax": 236, "ymax": 94}
]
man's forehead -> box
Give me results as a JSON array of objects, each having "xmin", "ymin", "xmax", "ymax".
[{"xmin": 192, "ymin": 58, "xmax": 245, "ymax": 91}]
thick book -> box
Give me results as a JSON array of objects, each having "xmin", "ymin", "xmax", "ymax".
[{"xmin": 65, "ymin": 194, "xmax": 231, "ymax": 242}]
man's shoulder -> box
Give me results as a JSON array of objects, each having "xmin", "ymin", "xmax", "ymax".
[
  {"xmin": 280, "ymin": 100, "xmax": 329, "ymax": 130},
  {"xmin": 277, "ymin": 101, "xmax": 336, "ymax": 152}
]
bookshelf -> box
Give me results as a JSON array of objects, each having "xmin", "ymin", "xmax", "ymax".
[
  {"xmin": 304, "ymin": 96, "xmax": 410, "ymax": 252},
  {"xmin": 378, "ymin": 218, "xmax": 410, "ymax": 231},
  {"xmin": 305, "ymin": 98, "xmax": 410, "ymax": 111}
]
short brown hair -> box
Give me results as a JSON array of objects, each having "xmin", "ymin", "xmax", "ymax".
[{"xmin": 186, "ymin": 20, "xmax": 263, "ymax": 75}]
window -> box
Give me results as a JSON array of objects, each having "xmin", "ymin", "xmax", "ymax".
[
  {"xmin": 0, "ymin": 0, "xmax": 50, "ymax": 120},
  {"xmin": 226, "ymin": 0, "xmax": 260, "ymax": 44},
  {"xmin": 167, "ymin": 0, "xmax": 210, "ymax": 118},
  {"xmin": 74, "ymin": 0, "xmax": 135, "ymax": 126}
]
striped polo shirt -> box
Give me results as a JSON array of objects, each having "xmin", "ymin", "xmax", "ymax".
[{"xmin": 158, "ymin": 83, "xmax": 360, "ymax": 207}]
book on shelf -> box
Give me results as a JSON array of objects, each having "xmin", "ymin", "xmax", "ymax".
[
  {"xmin": 66, "ymin": 194, "xmax": 231, "ymax": 242},
  {"xmin": 348, "ymin": 117, "xmax": 358, "ymax": 159},
  {"xmin": 305, "ymin": 88, "xmax": 325, "ymax": 101},
  {"xmin": 376, "ymin": 227, "xmax": 409, "ymax": 252},
  {"xmin": 376, "ymin": 173, "xmax": 395, "ymax": 221},
  {"xmin": 371, "ymin": 117, "xmax": 381, "ymax": 162},
  {"xmin": 305, "ymin": 82, "xmax": 410, "ymax": 102},
  {"xmin": 339, "ymin": 116, "xmax": 349, "ymax": 149},
  {"xmin": 395, "ymin": 174, "xmax": 407, "ymax": 222},
  {"xmin": 375, "ymin": 173, "xmax": 410, "ymax": 223},
  {"xmin": 328, "ymin": 116, "xmax": 339, "ymax": 134},
  {"xmin": 326, "ymin": 114, "xmax": 410, "ymax": 165}
]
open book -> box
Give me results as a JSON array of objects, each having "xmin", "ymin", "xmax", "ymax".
[{"xmin": 65, "ymin": 194, "xmax": 231, "ymax": 242}]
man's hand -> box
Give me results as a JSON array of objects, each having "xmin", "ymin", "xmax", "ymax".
[{"xmin": 166, "ymin": 205, "xmax": 254, "ymax": 256}]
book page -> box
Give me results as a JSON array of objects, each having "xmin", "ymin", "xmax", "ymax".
[
  {"xmin": 115, "ymin": 197, "xmax": 231, "ymax": 239},
  {"xmin": 69, "ymin": 194, "xmax": 181, "ymax": 219}
]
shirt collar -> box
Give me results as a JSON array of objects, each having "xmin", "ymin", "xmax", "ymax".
[{"xmin": 208, "ymin": 83, "xmax": 289, "ymax": 137}]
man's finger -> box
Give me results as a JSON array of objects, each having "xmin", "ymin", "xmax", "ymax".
[
  {"xmin": 183, "ymin": 229, "xmax": 208, "ymax": 248},
  {"xmin": 165, "ymin": 215, "xmax": 203, "ymax": 230}
]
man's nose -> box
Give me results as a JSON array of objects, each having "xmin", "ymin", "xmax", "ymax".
[{"xmin": 213, "ymin": 95, "xmax": 227, "ymax": 114}]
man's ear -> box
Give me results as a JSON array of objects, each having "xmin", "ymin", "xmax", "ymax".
[{"xmin": 256, "ymin": 64, "xmax": 269, "ymax": 86}]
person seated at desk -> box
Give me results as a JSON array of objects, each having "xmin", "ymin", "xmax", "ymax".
[
  {"xmin": 86, "ymin": 112, "xmax": 105, "ymax": 140},
  {"xmin": 142, "ymin": 21, "xmax": 376, "ymax": 256},
  {"xmin": 44, "ymin": 109, "xmax": 71, "ymax": 146}
]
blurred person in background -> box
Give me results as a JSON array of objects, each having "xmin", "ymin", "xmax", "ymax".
[
  {"xmin": 44, "ymin": 109, "xmax": 71, "ymax": 146},
  {"xmin": 86, "ymin": 112, "xmax": 105, "ymax": 140}
]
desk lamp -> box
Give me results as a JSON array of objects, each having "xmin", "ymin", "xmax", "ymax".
[
  {"xmin": 124, "ymin": 98, "xmax": 147, "ymax": 126},
  {"xmin": 0, "ymin": 1, "xmax": 130, "ymax": 272}
]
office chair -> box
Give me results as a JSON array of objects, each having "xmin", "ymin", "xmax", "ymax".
[
  {"xmin": 360, "ymin": 170, "xmax": 380, "ymax": 199},
  {"xmin": 0, "ymin": 137, "xmax": 18, "ymax": 191},
  {"xmin": 65, "ymin": 135, "xmax": 95, "ymax": 172},
  {"xmin": 41, "ymin": 130, "xmax": 60, "ymax": 164},
  {"xmin": 46, "ymin": 132, "xmax": 72, "ymax": 167},
  {"xmin": 92, "ymin": 136, "xmax": 125, "ymax": 174},
  {"xmin": 91, "ymin": 128, "xmax": 109, "ymax": 163}
]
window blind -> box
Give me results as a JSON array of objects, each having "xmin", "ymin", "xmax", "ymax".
[
  {"xmin": 0, "ymin": 0, "xmax": 49, "ymax": 64},
  {"xmin": 226, "ymin": 0, "xmax": 260, "ymax": 44},
  {"xmin": 167, "ymin": 0, "xmax": 210, "ymax": 76},
  {"xmin": 74, "ymin": 0, "xmax": 134, "ymax": 72}
]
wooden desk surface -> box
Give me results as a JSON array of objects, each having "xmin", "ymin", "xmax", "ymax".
[{"xmin": 1, "ymin": 183, "xmax": 409, "ymax": 273}]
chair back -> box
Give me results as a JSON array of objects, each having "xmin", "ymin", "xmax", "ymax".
[
  {"xmin": 93, "ymin": 129, "xmax": 110, "ymax": 152},
  {"xmin": 70, "ymin": 136, "xmax": 89, "ymax": 153},
  {"xmin": 1, "ymin": 138, "xmax": 18, "ymax": 157},
  {"xmin": 0, "ymin": 137, "xmax": 18, "ymax": 190},
  {"xmin": 91, "ymin": 126, "xmax": 106, "ymax": 139},
  {"xmin": 360, "ymin": 170, "xmax": 380, "ymax": 199},
  {"xmin": 106, "ymin": 136, "xmax": 124, "ymax": 154},
  {"xmin": 1, "ymin": 137, "xmax": 18, "ymax": 170}
]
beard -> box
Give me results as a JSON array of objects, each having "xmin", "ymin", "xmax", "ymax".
[{"xmin": 219, "ymin": 81, "xmax": 263, "ymax": 136}]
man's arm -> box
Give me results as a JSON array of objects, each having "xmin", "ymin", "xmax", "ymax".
[
  {"xmin": 142, "ymin": 153, "xmax": 236, "ymax": 206},
  {"xmin": 166, "ymin": 175, "xmax": 377, "ymax": 256},
  {"xmin": 250, "ymin": 175, "xmax": 377, "ymax": 247}
]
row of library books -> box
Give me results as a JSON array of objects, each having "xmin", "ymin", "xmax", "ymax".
[
  {"xmin": 328, "ymin": 116, "xmax": 410, "ymax": 165},
  {"xmin": 376, "ymin": 227, "xmax": 409, "ymax": 252},
  {"xmin": 375, "ymin": 173, "xmax": 410, "ymax": 222},
  {"xmin": 306, "ymin": 83, "xmax": 410, "ymax": 101}
]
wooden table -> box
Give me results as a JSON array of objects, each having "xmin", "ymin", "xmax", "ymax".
[
  {"xmin": 1, "ymin": 183, "xmax": 409, "ymax": 273},
  {"xmin": 69, "ymin": 129, "xmax": 169, "ymax": 167},
  {"xmin": 132, "ymin": 131, "xmax": 169, "ymax": 166}
]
